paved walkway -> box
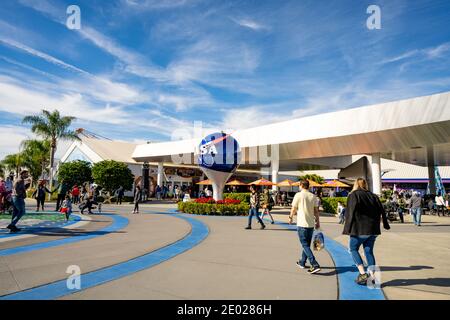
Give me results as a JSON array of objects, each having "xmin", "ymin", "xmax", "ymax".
[
  {"xmin": 1, "ymin": 202, "xmax": 449, "ymax": 300},
  {"xmin": 270, "ymin": 208, "xmax": 450, "ymax": 300}
]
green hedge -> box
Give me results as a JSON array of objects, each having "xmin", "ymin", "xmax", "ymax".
[
  {"xmin": 178, "ymin": 201, "xmax": 249, "ymax": 216},
  {"xmin": 26, "ymin": 188, "xmax": 58, "ymax": 201},
  {"xmin": 321, "ymin": 197, "xmax": 347, "ymax": 214},
  {"xmin": 223, "ymin": 192, "xmax": 251, "ymax": 204}
]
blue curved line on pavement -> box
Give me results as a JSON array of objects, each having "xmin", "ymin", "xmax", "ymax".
[
  {"xmin": 0, "ymin": 214, "xmax": 129, "ymax": 257},
  {"xmin": 261, "ymin": 217, "xmax": 385, "ymax": 300},
  {"xmin": 175, "ymin": 210, "xmax": 385, "ymax": 300},
  {"xmin": 0, "ymin": 213, "xmax": 208, "ymax": 300},
  {"xmin": 0, "ymin": 215, "xmax": 82, "ymax": 239}
]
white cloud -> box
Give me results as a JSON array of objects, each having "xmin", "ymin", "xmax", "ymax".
[
  {"xmin": 425, "ymin": 42, "xmax": 450, "ymax": 59},
  {"xmin": 219, "ymin": 106, "xmax": 288, "ymax": 131},
  {"xmin": 381, "ymin": 42, "xmax": 450, "ymax": 65},
  {"xmin": 230, "ymin": 18, "xmax": 269, "ymax": 31},
  {"xmin": 0, "ymin": 125, "xmax": 35, "ymax": 160},
  {"xmin": 123, "ymin": 0, "xmax": 196, "ymax": 9},
  {"xmin": 0, "ymin": 37, "xmax": 89, "ymax": 75}
]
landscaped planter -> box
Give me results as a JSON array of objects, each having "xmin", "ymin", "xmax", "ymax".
[{"xmin": 178, "ymin": 198, "xmax": 249, "ymax": 216}]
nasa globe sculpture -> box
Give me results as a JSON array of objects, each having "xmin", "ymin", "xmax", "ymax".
[{"xmin": 197, "ymin": 132, "xmax": 241, "ymax": 201}]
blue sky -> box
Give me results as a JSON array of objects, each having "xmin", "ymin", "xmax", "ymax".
[{"xmin": 1, "ymin": 0, "xmax": 450, "ymax": 159}]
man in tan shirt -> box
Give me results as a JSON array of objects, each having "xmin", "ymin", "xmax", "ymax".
[{"xmin": 289, "ymin": 180, "xmax": 321, "ymax": 274}]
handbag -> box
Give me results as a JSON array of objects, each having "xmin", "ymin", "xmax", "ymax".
[{"xmin": 313, "ymin": 230, "xmax": 325, "ymax": 251}]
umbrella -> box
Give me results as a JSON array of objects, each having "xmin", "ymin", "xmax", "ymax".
[
  {"xmin": 321, "ymin": 180, "xmax": 350, "ymax": 188},
  {"xmin": 277, "ymin": 179, "xmax": 297, "ymax": 187},
  {"xmin": 226, "ymin": 179, "xmax": 247, "ymax": 186},
  {"xmin": 293, "ymin": 179, "xmax": 323, "ymax": 187},
  {"xmin": 248, "ymin": 178, "xmax": 275, "ymax": 186},
  {"xmin": 197, "ymin": 179, "xmax": 212, "ymax": 185}
]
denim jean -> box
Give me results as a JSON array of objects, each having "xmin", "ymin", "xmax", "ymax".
[
  {"xmin": 349, "ymin": 235, "xmax": 377, "ymax": 267},
  {"xmin": 247, "ymin": 207, "xmax": 264, "ymax": 226},
  {"xmin": 411, "ymin": 208, "xmax": 422, "ymax": 225},
  {"xmin": 11, "ymin": 196, "xmax": 26, "ymax": 227},
  {"xmin": 297, "ymin": 227, "xmax": 319, "ymax": 267}
]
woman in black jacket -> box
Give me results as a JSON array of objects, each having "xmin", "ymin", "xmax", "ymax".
[{"xmin": 343, "ymin": 178, "xmax": 390, "ymax": 285}]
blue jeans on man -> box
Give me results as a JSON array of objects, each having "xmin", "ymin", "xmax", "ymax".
[
  {"xmin": 411, "ymin": 207, "xmax": 422, "ymax": 225},
  {"xmin": 349, "ymin": 235, "xmax": 377, "ymax": 267},
  {"xmin": 247, "ymin": 207, "xmax": 264, "ymax": 227},
  {"xmin": 297, "ymin": 227, "xmax": 320, "ymax": 267},
  {"xmin": 11, "ymin": 196, "xmax": 26, "ymax": 227}
]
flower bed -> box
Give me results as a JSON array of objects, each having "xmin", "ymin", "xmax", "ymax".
[
  {"xmin": 223, "ymin": 192, "xmax": 251, "ymax": 204},
  {"xmin": 194, "ymin": 197, "xmax": 241, "ymax": 205},
  {"xmin": 178, "ymin": 200, "xmax": 249, "ymax": 216}
]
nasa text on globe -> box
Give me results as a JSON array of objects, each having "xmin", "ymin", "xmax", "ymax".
[{"xmin": 198, "ymin": 132, "xmax": 241, "ymax": 173}]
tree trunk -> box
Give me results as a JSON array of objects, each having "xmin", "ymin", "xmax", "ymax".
[{"xmin": 48, "ymin": 140, "xmax": 56, "ymax": 201}]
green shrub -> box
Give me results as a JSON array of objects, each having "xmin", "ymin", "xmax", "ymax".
[
  {"xmin": 26, "ymin": 188, "xmax": 58, "ymax": 200},
  {"xmin": 178, "ymin": 201, "xmax": 249, "ymax": 216},
  {"xmin": 321, "ymin": 197, "xmax": 347, "ymax": 214},
  {"xmin": 223, "ymin": 192, "xmax": 251, "ymax": 204}
]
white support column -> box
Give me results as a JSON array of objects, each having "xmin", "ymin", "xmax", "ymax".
[
  {"xmin": 157, "ymin": 162, "xmax": 164, "ymax": 187},
  {"xmin": 271, "ymin": 157, "xmax": 279, "ymax": 191},
  {"xmin": 371, "ymin": 153, "xmax": 382, "ymax": 195},
  {"xmin": 427, "ymin": 146, "xmax": 436, "ymax": 195}
]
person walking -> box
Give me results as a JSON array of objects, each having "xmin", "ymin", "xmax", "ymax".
[
  {"xmin": 71, "ymin": 184, "xmax": 80, "ymax": 204},
  {"xmin": 397, "ymin": 194, "xmax": 406, "ymax": 223},
  {"xmin": 343, "ymin": 178, "xmax": 390, "ymax": 285},
  {"xmin": 7, "ymin": 170, "xmax": 32, "ymax": 233},
  {"xmin": 60, "ymin": 194, "xmax": 73, "ymax": 221},
  {"xmin": 409, "ymin": 192, "xmax": 423, "ymax": 226},
  {"xmin": 32, "ymin": 181, "xmax": 52, "ymax": 211},
  {"xmin": 133, "ymin": 185, "xmax": 141, "ymax": 214},
  {"xmin": 260, "ymin": 188, "xmax": 275, "ymax": 224},
  {"xmin": 435, "ymin": 192, "xmax": 446, "ymax": 216},
  {"xmin": 55, "ymin": 180, "xmax": 69, "ymax": 211},
  {"xmin": 288, "ymin": 180, "xmax": 321, "ymax": 274},
  {"xmin": 245, "ymin": 185, "xmax": 265, "ymax": 230},
  {"xmin": 116, "ymin": 185, "xmax": 125, "ymax": 205},
  {"xmin": 156, "ymin": 185, "xmax": 162, "ymax": 200},
  {"xmin": 0, "ymin": 178, "xmax": 5, "ymax": 213},
  {"xmin": 337, "ymin": 201, "xmax": 346, "ymax": 224}
]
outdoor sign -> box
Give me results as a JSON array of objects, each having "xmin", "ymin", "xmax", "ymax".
[{"xmin": 197, "ymin": 132, "xmax": 241, "ymax": 200}]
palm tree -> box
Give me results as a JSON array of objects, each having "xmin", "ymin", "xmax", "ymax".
[
  {"xmin": 20, "ymin": 139, "xmax": 51, "ymax": 182},
  {"xmin": 22, "ymin": 110, "xmax": 80, "ymax": 194},
  {"xmin": 1, "ymin": 153, "xmax": 23, "ymax": 178},
  {"xmin": 299, "ymin": 174, "xmax": 325, "ymax": 184}
]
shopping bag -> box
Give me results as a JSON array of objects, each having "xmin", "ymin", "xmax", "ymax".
[{"xmin": 313, "ymin": 230, "xmax": 325, "ymax": 251}]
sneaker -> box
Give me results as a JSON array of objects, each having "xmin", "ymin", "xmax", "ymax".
[
  {"xmin": 296, "ymin": 261, "xmax": 307, "ymax": 269},
  {"xmin": 308, "ymin": 266, "xmax": 321, "ymax": 274},
  {"xmin": 271, "ymin": 221, "xmax": 275, "ymax": 224},
  {"xmin": 245, "ymin": 226, "xmax": 251, "ymax": 230},
  {"xmin": 355, "ymin": 273, "xmax": 369, "ymax": 285},
  {"xmin": 260, "ymin": 224, "xmax": 266, "ymax": 230}
]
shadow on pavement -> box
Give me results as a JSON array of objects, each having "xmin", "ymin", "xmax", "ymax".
[
  {"xmin": 315, "ymin": 265, "xmax": 434, "ymax": 277},
  {"xmin": 382, "ymin": 277, "xmax": 450, "ymax": 288},
  {"xmin": 2, "ymin": 227, "xmax": 126, "ymax": 237}
]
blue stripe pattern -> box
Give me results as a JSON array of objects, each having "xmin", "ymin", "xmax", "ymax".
[
  {"xmin": 259, "ymin": 216, "xmax": 385, "ymax": 300},
  {"xmin": 0, "ymin": 214, "xmax": 128, "ymax": 257},
  {"xmin": 0, "ymin": 213, "xmax": 208, "ymax": 300},
  {"xmin": 0, "ymin": 215, "xmax": 82, "ymax": 239}
]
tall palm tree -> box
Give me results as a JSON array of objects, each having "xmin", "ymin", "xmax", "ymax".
[
  {"xmin": 20, "ymin": 139, "xmax": 51, "ymax": 182},
  {"xmin": 22, "ymin": 110, "xmax": 80, "ymax": 194},
  {"xmin": 1, "ymin": 153, "xmax": 23, "ymax": 178}
]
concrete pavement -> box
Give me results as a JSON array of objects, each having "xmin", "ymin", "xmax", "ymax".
[{"xmin": 1, "ymin": 201, "xmax": 449, "ymax": 300}]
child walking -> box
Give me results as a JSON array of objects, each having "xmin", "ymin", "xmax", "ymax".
[{"xmin": 60, "ymin": 195, "xmax": 72, "ymax": 221}]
